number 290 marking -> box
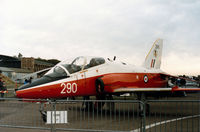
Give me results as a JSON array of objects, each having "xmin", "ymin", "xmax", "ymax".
[{"xmin": 61, "ymin": 83, "xmax": 77, "ymax": 94}]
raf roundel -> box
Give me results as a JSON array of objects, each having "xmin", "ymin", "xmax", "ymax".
[{"xmin": 144, "ymin": 75, "xmax": 148, "ymax": 83}]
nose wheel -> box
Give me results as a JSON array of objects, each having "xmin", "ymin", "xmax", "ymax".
[{"xmin": 39, "ymin": 103, "xmax": 47, "ymax": 122}]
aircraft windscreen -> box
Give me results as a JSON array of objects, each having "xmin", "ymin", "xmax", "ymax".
[
  {"xmin": 44, "ymin": 66, "xmax": 68, "ymax": 78},
  {"xmin": 54, "ymin": 66, "xmax": 67, "ymax": 76},
  {"xmin": 61, "ymin": 64, "xmax": 81, "ymax": 74}
]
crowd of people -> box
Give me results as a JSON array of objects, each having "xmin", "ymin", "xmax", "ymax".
[{"xmin": 168, "ymin": 76, "xmax": 200, "ymax": 88}]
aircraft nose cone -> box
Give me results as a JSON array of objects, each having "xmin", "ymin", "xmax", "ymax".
[
  {"xmin": 15, "ymin": 88, "xmax": 22, "ymax": 98},
  {"xmin": 14, "ymin": 88, "xmax": 17, "ymax": 96}
]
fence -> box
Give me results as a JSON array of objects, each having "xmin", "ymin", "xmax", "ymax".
[
  {"xmin": 0, "ymin": 98, "xmax": 199, "ymax": 132},
  {"xmin": 144, "ymin": 100, "xmax": 200, "ymax": 132}
]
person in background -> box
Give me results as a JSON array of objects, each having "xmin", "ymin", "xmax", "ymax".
[
  {"xmin": 29, "ymin": 77, "xmax": 33, "ymax": 84},
  {"xmin": 180, "ymin": 78, "xmax": 186, "ymax": 88},
  {"xmin": 176, "ymin": 78, "xmax": 181, "ymax": 86},
  {"xmin": 0, "ymin": 77, "xmax": 6, "ymax": 98},
  {"xmin": 24, "ymin": 79, "xmax": 28, "ymax": 84}
]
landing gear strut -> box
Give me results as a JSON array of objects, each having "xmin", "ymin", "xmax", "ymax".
[
  {"xmin": 137, "ymin": 93, "xmax": 150, "ymax": 116},
  {"xmin": 82, "ymin": 96, "xmax": 94, "ymax": 111},
  {"xmin": 105, "ymin": 94, "xmax": 115, "ymax": 111},
  {"xmin": 81, "ymin": 95, "xmax": 106, "ymax": 111}
]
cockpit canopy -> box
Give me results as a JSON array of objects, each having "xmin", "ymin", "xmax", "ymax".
[{"xmin": 44, "ymin": 56, "xmax": 105, "ymax": 78}]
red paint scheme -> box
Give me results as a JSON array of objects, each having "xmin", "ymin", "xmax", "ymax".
[{"xmin": 16, "ymin": 73, "xmax": 168, "ymax": 99}]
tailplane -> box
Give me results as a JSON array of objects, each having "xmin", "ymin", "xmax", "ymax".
[{"xmin": 143, "ymin": 39, "xmax": 163, "ymax": 69}]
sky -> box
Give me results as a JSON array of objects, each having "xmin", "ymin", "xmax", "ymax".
[{"xmin": 0, "ymin": 0, "xmax": 200, "ymax": 76}]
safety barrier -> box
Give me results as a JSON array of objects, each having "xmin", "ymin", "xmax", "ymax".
[
  {"xmin": 144, "ymin": 100, "xmax": 200, "ymax": 132},
  {"xmin": 0, "ymin": 98, "xmax": 199, "ymax": 132}
]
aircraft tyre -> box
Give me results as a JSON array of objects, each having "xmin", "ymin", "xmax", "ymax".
[{"xmin": 95, "ymin": 78, "xmax": 104, "ymax": 94}]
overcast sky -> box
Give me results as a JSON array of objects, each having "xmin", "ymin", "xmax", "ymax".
[{"xmin": 1, "ymin": 0, "xmax": 200, "ymax": 76}]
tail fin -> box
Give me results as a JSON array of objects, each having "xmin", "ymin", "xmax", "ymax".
[{"xmin": 143, "ymin": 39, "xmax": 163, "ymax": 69}]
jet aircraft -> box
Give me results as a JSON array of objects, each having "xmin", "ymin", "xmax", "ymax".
[{"xmin": 15, "ymin": 39, "xmax": 200, "ymax": 101}]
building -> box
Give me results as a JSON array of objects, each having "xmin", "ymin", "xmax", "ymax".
[{"xmin": 21, "ymin": 57, "xmax": 54, "ymax": 72}]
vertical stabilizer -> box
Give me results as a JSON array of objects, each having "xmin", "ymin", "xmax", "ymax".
[{"xmin": 144, "ymin": 39, "xmax": 163, "ymax": 69}]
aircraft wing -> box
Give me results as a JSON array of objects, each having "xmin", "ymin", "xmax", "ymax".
[
  {"xmin": 114, "ymin": 88, "xmax": 172, "ymax": 92},
  {"xmin": 114, "ymin": 86, "xmax": 200, "ymax": 93}
]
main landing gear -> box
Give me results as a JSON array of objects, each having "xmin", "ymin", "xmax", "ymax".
[
  {"xmin": 82, "ymin": 94, "xmax": 115, "ymax": 112},
  {"xmin": 137, "ymin": 93, "xmax": 150, "ymax": 116}
]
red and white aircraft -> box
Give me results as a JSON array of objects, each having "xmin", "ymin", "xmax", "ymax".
[{"xmin": 15, "ymin": 39, "xmax": 200, "ymax": 100}]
